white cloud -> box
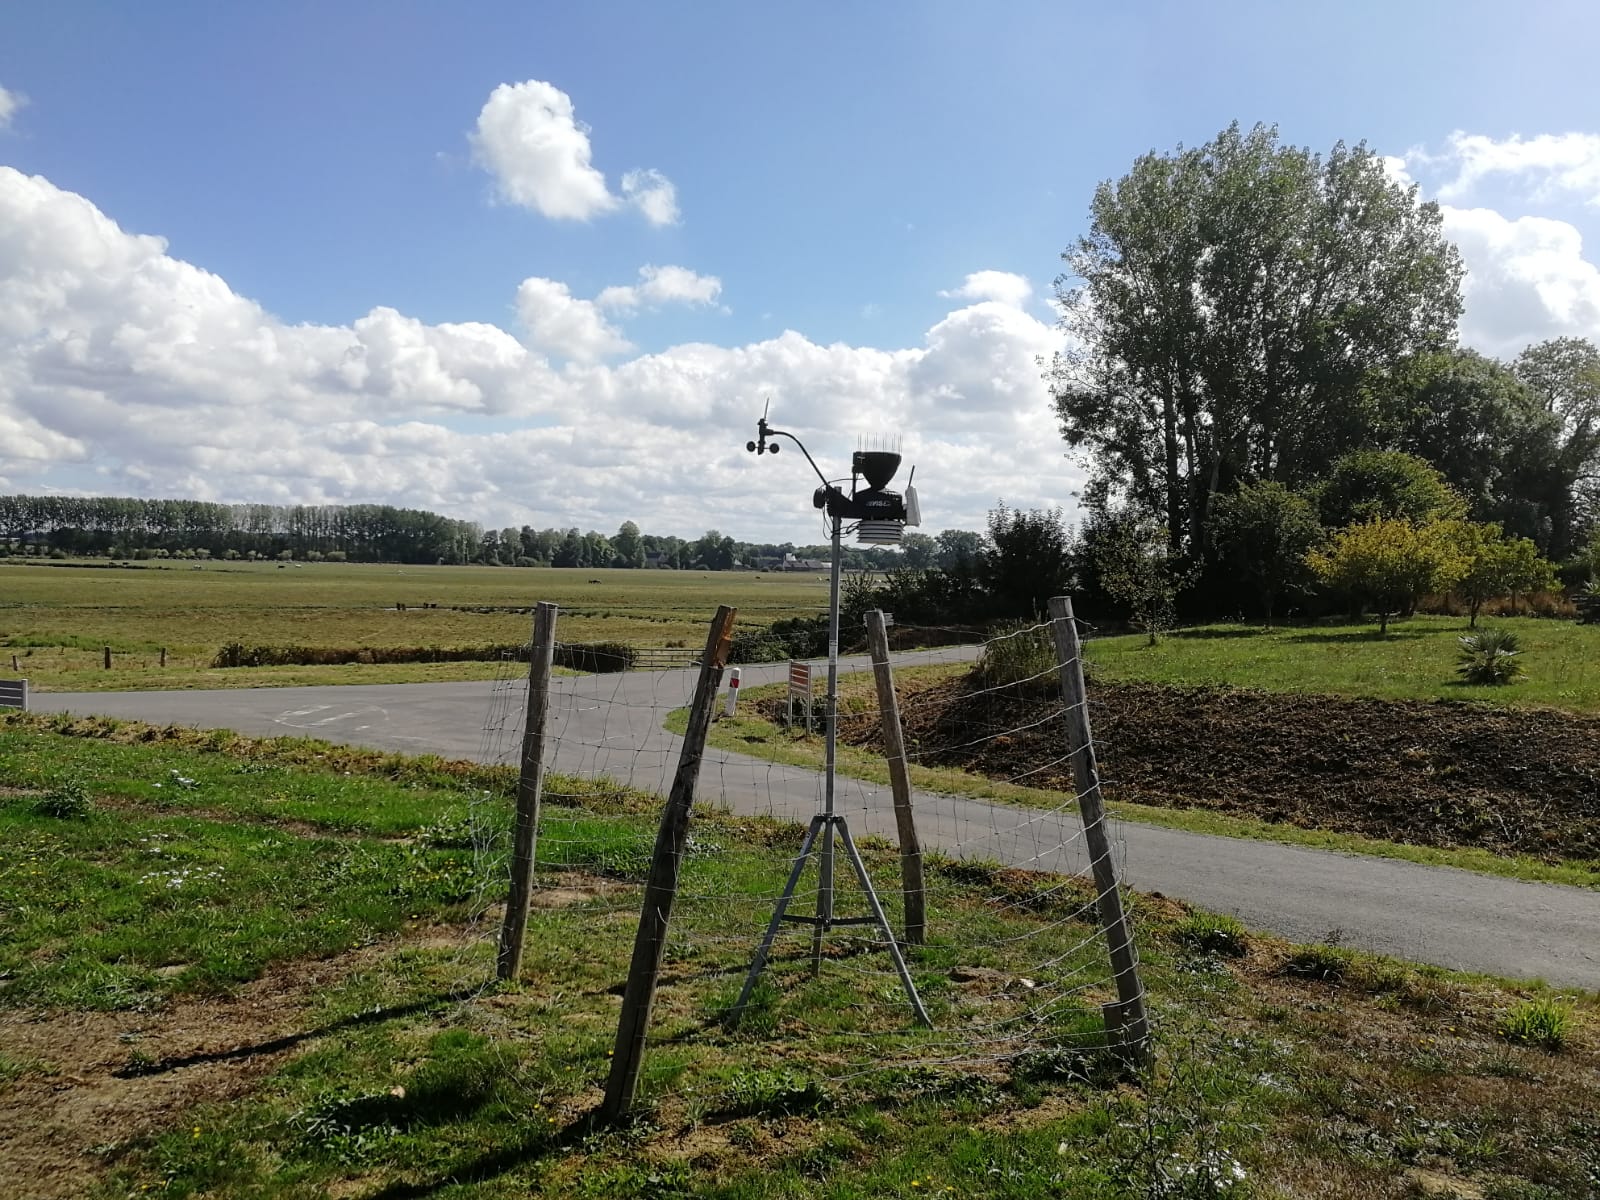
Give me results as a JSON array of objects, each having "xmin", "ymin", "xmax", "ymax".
[
  {"xmin": 939, "ymin": 270, "xmax": 1033, "ymax": 309},
  {"xmin": 1431, "ymin": 131, "xmax": 1600, "ymax": 206},
  {"xmin": 0, "ymin": 84, "xmax": 23, "ymax": 130},
  {"xmin": 620, "ymin": 168, "xmax": 680, "ymax": 227},
  {"xmin": 596, "ymin": 264, "xmax": 722, "ymax": 312},
  {"xmin": 1380, "ymin": 154, "xmax": 1414, "ymax": 189},
  {"xmin": 468, "ymin": 80, "xmax": 683, "ymax": 227},
  {"xmin": 470, "ymin": 80, "xmax": 617, "ymax": 220},
  {"xmin": 1441, "ymin": 206, "xmax": 1600, "ymax": 356},
  {"xmin": 515, "ymin": 277, "xmax": 632, "ymax": 362},
  {"xmin": 0, "ymin": 169, "xmax": 1079, "ymax": 538}
]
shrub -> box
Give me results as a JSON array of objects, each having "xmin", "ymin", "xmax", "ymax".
[
  {"xmin": 1578, "ymin": 581, "xmax": 1600, "ymax": 625},
  {"xmin": 1456, "ymin": 628, "xmax": 1525, "ymax": 685},
  {"xmin": 1498, "ymin": 996, "xmax": 1572, "ymax": 1051},
  {"xmin": 551, "ymin": 641, "xmax": 636, "ymax": 673},
  {"xmin": 974, "ymin": 621, "xmax": 1057, "ymax": 689}
]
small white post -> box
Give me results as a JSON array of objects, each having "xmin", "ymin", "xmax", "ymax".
[{"xmin": 724, "ymin": 666, "xmax": 742, "ymax": 717}]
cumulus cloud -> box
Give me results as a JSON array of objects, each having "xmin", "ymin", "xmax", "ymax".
[
  {"xmin": 0, "ymin": 167, "xmax": 1077, "ymax": 537},
  {"xmin": 939, "ymin": 270, "xmax": 1033, "ymax": 309},
  {"xmin": 1430, "ymin": 131, "xmax": 1600, "ymax": 206},
  {"xmin": 596, "ymin": 264, "xmax": 722, "ymax": 312},
  {"xmin": 1442, "ymin": 206, "xmax": 1600, "ymax": 356},
  {"xmin": 515, "ymin": 277, "xmax": 632, "ymax": 362},
  {"xmin": 620, "ymin": 168, "xmax": 680, "ymax": 226},
  {"xmin": 469, "ymin": 80, "xmax": 682, "ymax": 226},
  {"xmin": 0, "ymin": 84, "xmax": 23, "ymax": 130}
]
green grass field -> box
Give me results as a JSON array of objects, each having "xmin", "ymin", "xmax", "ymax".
[
  {"xmin": 1086, "ymin": 616, "xmax": 1600, "ymax": 712},
  {"xmin": 0, "ymin": 559, "xmax": 828, "ymax": 691},
  {"xmin": 1, "ymin": 717, "xmax": 1595, "ymax": 1198}
]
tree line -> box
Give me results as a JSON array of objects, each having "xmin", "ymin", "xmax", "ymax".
[{"xmin": 0, "ymin": 494, "xmax": 991, "ymax": 574}]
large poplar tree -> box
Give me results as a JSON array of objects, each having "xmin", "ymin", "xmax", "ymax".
[{"xmin": 1049, "ymin": 122, "xmax": 1464, "ymax": 553}]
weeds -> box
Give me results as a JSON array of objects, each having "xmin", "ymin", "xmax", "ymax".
[
  {"xmin": 29, "ymin": 781, "xmax": 94, "ymax": 819},
  {"xmin": 1172, "ymin": 912, "xmax": 1249, "ymax": 958},
  {"xmin": 1498, "ymin": 996, "xmax": 1573, "ymax": 1051}
]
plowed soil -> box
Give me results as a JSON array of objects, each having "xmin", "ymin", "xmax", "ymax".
[{"xmin": 835, "ymin": 678, "xmax": 1600, "ymax": 864}]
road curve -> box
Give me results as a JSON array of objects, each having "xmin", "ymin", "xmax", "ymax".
[{"xmin": 31, "ymin": 659, "xmax": 1600, "ymax": 990}]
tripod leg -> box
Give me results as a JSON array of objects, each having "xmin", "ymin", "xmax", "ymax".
[
  {"xmin": 836, "ymin": 819, "xmax": 932, "ymax": 1027},
  {"xmin": 732, "ymin": 814, "xmax": 824, "ymax": 1022},
  {"xmin": 812, "ymin": 818, "xmax": 835, "ymax": 976}
]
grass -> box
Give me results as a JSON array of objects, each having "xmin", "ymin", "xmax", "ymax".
[
  {"xmin": 0, "ymin": 559, "xmax": 829, "ymax": 691},
  {"xmin": 686, "ymin": 671, "xmax": 1600, "ymax": 892},
  {"xmin": 1, "ymin": 721, "xmax": 1595, "ymax": 1198},
  {"xmin": 1086, "ymin": 615, "xmax": 1600, "ymax": 712}
]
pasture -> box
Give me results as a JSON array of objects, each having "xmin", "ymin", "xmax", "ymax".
[{"xmin": 0, "ymin": 560, "xmax": 829, "ymax": 691}]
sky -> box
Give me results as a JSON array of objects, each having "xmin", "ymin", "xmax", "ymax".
[{"xmin": 2, "ymin": 1, "xmax": 1599, "ymax": 544}]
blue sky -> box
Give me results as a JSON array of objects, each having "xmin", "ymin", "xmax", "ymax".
[{"xmin": 2, "ymin": 2, "xmax": 1599, "ymax": 540}]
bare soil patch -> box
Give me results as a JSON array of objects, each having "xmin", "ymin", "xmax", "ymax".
[{"xmin": 834, "ymin": 679, "xmax": 1600, "ymax": 862}]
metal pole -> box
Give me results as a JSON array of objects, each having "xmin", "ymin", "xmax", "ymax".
[{"xmin": 812, "ymin": 514, "xmax": 841, "ymax": 974}]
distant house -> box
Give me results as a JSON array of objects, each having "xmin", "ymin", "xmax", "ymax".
[
  {"xmin": 643, "ymin": 551, "xmax": 671, "ymax": 569},
  {"xmin": 783, "ymin": 554, "xmax": 828, "ymax": 572}
]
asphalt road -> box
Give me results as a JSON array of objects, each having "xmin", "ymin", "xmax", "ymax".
[{"xmin": 33, "ymin": 659, "xmax": 1600, "ymax": 990}]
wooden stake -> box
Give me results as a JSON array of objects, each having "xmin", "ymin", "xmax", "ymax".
[
  {"xmin": 159, "ymin": 646, "xmax": 167, "ymax": 668},
  {"xmin": 602, "ymin": 604, "xmax": 736, "ymax": 1122},
  {"xmin": 103, "ymin": 645, "xmax": 111, "ymax": 670},
  {"xmin": 1048, "ymin": 595, "xmax": 1152, "ymax": 1068},
  {"xmin": 495, "ymin": 601, "xmax": 560, "ymax": 982},
  {"xmin": 865, "ymin": 609, "xmax": 925, "ymax": 946}
]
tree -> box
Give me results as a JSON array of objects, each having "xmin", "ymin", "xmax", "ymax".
[
  {"xmin": 1307, "ymin": 518, "xmax": 1468, "ymax": 634},
  {"xmin": 898, "ymin": 531, "xmax": 937, "ymax": 569},
  {"xmin": 1512, "ymin": 337, "xmax": 1600, "ymax": 559},
  {"xmin": 1209, "ymin": 481, "xmax": 1321, "ymax": 624},
  {"xmin": 1093, "ymin": 509, "xmax": 1192, "ymax": 644},
  {"xmin": 934, "ymin": 529, "xmax": 983, "ymax": 573},
  {"xmin": 1379, "ymin": 350, "xmax": 1556, "ymax": 524},
  {"xmin": 1314, "ymin": 450, "xmax": 1466, "ymax": 529},
  {"xmin": 979, "ymin": 503, "xmax": 1075, "ymax": 619},
  {"xmin": 1050, "ymin": 122, "xmax": 1463, "ymax": 556},
  {"xmin": 612, "ymin": 521, "xmax": 644, "ymax": 568}
]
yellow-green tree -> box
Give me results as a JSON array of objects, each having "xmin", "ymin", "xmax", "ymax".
[
  {"xmin": 1443, "ymin": 522, "xmax": 1559, "ymax": 625},
  {"xmin": 1307, "ymin": 518, "xmax": 1469, "ymax": 634}
]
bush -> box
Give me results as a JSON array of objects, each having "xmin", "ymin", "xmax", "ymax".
[
  {"xmin": 1456, "ymin": 628, "xmax": 1526, "ymax": 685},
  {"xmin": 974, "ymin": 621, "xmax": 1057, "ymax": 689},
  {"xmin": 551, "ymin": 641, "xmax": 636, "ymax": 673},
  {"xmin": 1498, "ymin": 996, "xmax": 1572, "ymax": 1051},
  {"xmin": 211, "ymin": 642, "xmax": 529, "ymax": 669}
]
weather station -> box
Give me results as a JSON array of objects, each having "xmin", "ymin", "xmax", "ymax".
[{"xmin": 734, "ymin": 407, "xmax": 930, "ymax": 1025}]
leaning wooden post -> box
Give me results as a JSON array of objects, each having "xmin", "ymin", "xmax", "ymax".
[
  {"xmin": 1047, "ymin": 595, "xmax": 1152, "ymax": 1068},
  {"xmin": 496, "ymin": 601, "xmax": 560, "ymax": 982},
  {"xmin": 865, "ymin": 609, "xmax": 925, "ymax": 946},
  {"xmin": 602, "ymin": 604, "xmax": 736, "ymax": 1122}
]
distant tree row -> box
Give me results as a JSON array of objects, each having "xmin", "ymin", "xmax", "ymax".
[{"xmin": 0, "ymin": 495, "xmax": 981, "ymax": 573}]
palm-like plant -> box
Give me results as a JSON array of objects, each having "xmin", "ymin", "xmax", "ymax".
[
  {"xmin": 1456, "ymin": 628, "xmax": 1525, "ymax": 685},
  {"xmin": 1577, "ymin": 581, "xmax": 1600, "ymax": 625}
]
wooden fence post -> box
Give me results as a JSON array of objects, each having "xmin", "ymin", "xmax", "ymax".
[
  {"xmin": 159, "ymin": 647, "xmax": 167, "ymax": 668},
  {"xmin": 602, "ymin": 604, "xmax": 737, "ymax": 1122},
  {"xmin": 496, "ymin": 601, "xmax": 560, "ymax": 982},
  {"xmin": 865, "ymin": 609, "xmax": 925, "ymax": 946},
  {"xmin": 103, "ymin": 646, "xmax": 111, "ymax": 670},
  {"xmin": 1047, "ymin": 595, "xmax": 1152, "ymax": 1068}
]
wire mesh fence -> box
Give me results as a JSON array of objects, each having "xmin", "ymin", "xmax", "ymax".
[{"xmin": 443, "ymin": 605, "xmax": 1144, "ymax": 1120}]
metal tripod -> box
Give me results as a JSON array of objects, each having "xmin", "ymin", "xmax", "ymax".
[{"xmin": 732, "ymin": 514, "xmax": 930, "ymax": 1026}]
